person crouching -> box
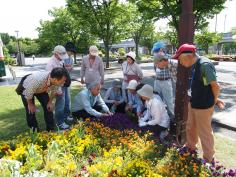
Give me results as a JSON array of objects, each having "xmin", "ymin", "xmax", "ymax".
[
  {"xmin": 104, "ymin": 79, "xmax": 126, "ymax": 113},
  {"xmin": 137, "ymin": 84, "xmax": 170, "ymax": 139},
  {"xmin": 71, "ymin": 81, "xmax": 113, "ymax": 120},
  {"xmin": 125, "ymin": 80, "xmax": 143, "ymax": 117}
]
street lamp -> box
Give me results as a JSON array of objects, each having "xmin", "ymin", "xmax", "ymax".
[{"xmin": 15, "ymin": 30, "xmax": 22, "ymax": 66}]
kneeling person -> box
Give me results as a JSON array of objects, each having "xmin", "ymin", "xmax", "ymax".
[
  {"xmin": 137, "ymin": 84, "xmax": 170, "ymax": 138},
  {"xmin": 72, "ymin": 82, "xmax": 112, "ymax": 119},
  {"xmin": 104, "ymin": 79, "xmax": 126, "ymax": 113}
]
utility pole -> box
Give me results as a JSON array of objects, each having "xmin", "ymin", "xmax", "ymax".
[
  {"xmin": 15, "ymin": 30, "xmax": 22, "ymax": 66},
  {"xmin": 224, "ymin": 14, "xmax": 227, "ymax": 33},
  {"xmin": 215, "ymin": 14, "xmax": 218, "ymax": 33},
  {"xmin": 174, "ymin": 0, "xmax": 194, "ymax": 145}
]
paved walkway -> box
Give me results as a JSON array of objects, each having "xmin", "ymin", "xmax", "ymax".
[{"xmin": 1, "ymin": 58, "xmax": 236, "ymax": 131}]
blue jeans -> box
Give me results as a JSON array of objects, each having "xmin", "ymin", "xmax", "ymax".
[{"xmin": 55, "ymin": 87, "xmax": 71, "ymax": 125}]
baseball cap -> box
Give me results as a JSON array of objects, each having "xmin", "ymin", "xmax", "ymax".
[
  {"xmin": 89, "ymin": 45, "xmax": 99, "ymax": 56},
  {"xmin": 53, "ymin": 45, "xmax": 67, "ymax": 54},
  {"xmin": 53, "ymin": 45, "xmax": 69, "ymax": 60},
  {"xmin": 172, "ymin": 43, "xmax": 196, "ymax": 59}
]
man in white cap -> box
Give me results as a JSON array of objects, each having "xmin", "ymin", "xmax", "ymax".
[
  {"xmin": 137, "ymin": 84, "xmax": 170, "ymax": 139},
  {"xmin": 46, "ymin": 45, "xmax": 71, "ymax": 130},
  {"xmin": 80, "ymin": 45, "xmax": 104, "ymax": 87},
  {"xmin": 72, "ymin": 81, "xmax": 112, "ymax": 119}
]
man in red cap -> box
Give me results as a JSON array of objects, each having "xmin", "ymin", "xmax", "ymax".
[{"xmin": 173, "ymin": 43, "xmax": 224, "ymax": 162}]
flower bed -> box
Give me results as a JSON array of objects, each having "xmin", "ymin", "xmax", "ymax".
[{"xmin": 0, "ymin": 114, "xmax": 236, "ymax": 176}]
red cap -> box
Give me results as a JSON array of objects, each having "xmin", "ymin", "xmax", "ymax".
[{"xmin": 172, "ymin": 43, "xmax": 196, "ymax": 59}]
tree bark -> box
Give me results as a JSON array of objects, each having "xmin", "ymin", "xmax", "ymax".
[
  {"xmin": 174, "ymin": 0, "xmax": 194, "ymax": 145},
  {"xmin": 104, "ymin": 41, "xmax": 110, "ymax": 68}
]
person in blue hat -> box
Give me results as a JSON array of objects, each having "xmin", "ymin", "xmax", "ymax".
[
  {"xmin": 152, "ymin": 41, "xmax": 166, "ymax": 54},
  {"xmin": 152, "ymin": 42, "xmax": 178, "ymax": 119}
]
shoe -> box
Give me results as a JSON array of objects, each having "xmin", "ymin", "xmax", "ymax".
[
  {"xmin": 59, "ymin": 122, "xmax": 70, "ymax": 130},
  {"xmin": 67, "ymin": 116, "xmax": 74, "ymax": 121},
  {"xmin": 159, "ymin": 130, "xmax": 169, "ymax": 140}
]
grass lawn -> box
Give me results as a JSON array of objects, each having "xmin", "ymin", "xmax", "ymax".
[
  {"xmin": 0, "ymin": 85, "xmax": 236, "ymax": 168},
  {"xmin": 0, "ymin": 85, "xmax": 80, "ymax": 140}
]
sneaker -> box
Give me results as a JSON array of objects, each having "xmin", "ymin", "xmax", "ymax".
[
  {"xmin": 67, "ymin": 116, "xmax": 74, "ymax": 121},
  {"xmin": 59, "ymin": 122, "xmax": 70, "ymax": 130}
]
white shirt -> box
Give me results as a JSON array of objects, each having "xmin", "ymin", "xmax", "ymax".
[
  {"xmin": 140, "ymin": 96, "xmax": 170, "ymax": 128},
  {"xmin": 45, "ymin": 56, "xmax": 64, "ymax": 72}
]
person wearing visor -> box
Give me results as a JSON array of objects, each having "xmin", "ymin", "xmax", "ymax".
[
  {"xmin": 46, "ymin": 45, "xmax": 71, "ymax": 130},
  {"xmin": 80, "ymin": 45, "xmax": 104, "ymax": 88},
  {"xmin": 122, "ymin": 51, "xmax": 143, "ymax": 101},
  {"xmin": 153, "ymin": 53, "xmax": 177, "ymax": 118},
  {"xmin": 173, "ymin": 43, "xmax": 225, "ymax": 163}
]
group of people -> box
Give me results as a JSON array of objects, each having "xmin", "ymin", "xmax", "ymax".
[{"xmin": 16, "ymin": 41, "xmax": 224, "ymax": 163}]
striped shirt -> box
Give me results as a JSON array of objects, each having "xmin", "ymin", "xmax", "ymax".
[{"xmin": 22, "ymin": 72, "xmax": 59, "ymax": 100}]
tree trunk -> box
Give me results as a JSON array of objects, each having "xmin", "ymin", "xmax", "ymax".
[
  {"xmin": 174, "ymin": 0, "xmax": 194, "ymax": 145},
  {"xmin": 134, "ymin": 35, "xmax": 139, "ymax": 60},
  {"xmin": 104, "ymin": 41, "xmax": 110, "ymax": 68}
]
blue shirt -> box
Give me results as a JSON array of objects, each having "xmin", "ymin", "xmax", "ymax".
[
  {"xmin": 127, "ymin": 92, "xmax": 143, "ymax": 113},
  {"xmin": 72, "ymin": 89, "xmax": 109, "ymax": 117}
]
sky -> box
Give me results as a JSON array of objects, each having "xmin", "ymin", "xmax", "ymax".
[{"xmin": 0, "ymin": 0, "xmax": 235, "ymax": 39}]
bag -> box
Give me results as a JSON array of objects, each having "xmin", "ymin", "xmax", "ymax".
[
  {"xmin": 15, "ymin": 74, "xmax": 31, "ymax": 95},
  {"xmin": 124, "ymin": 74, "xmax": 141, "ymax": 83}
]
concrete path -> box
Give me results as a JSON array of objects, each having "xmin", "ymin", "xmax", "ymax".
[{"xmin": 1, "ymin": 58, "xmax": 236, "ymax": 131}]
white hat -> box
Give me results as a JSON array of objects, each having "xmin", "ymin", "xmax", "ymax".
[
  {"xmin": 126, "ymin": 51, "xmax": 136, "ymax": 61},
  {"xmin": 137, "ymin": 84, "xmax": 153, "ymax": 99},
  {"xmin": 127, "ymin": 80, "xmax": 138, "ymax": 90},
  {"xmin": 89, "ymin": 45, "xmax": 99, "ymax": 56},
  {"xmin": 53, "ymin": 45, "xmax": 66, "ymax": 54},
  {"xmin": 53, "ymin": 45, "xmax": 69, "ymax": 60}
]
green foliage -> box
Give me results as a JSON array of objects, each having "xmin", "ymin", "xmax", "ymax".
[
  {"xmin": 195, "ymin": 29, "xmax": 222, "ymax": 54},
  {"xmin": 0, "ymin": 33, "xmax": 11, "ymax": 45},
  {"xmin": 131, "ymin": 0, "xmax": 227, "ymax": 44},
  {"xmin": 67, "ymin": 0, "xmax": 131, "ymax": 67},
  {"xmin": 140, "ymin": 30, "xmax": 165, "ymax": 54},
  {"xmin": 2, "ymin": 47, "xmax": 16, "ymax": 65},
  {"xmin": 118, "ymin": 48, "xmax": 125, "ymax": 56},
  {"xmin": 37, "ymin": 7, "xmax": 96, "ymax": 55}
]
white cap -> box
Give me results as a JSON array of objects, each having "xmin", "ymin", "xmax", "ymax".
[
  {"xmin": 53, "ymin": 45, "xmax": 69, "ymax": 60},
  {"xmin": 53, "ymin": 45, "xmax": 66, "ymax": 54},
  {"xmin": 137, "ymin": 84, "xmax": 153, "ymax": 99},
  {"xmin": 89, "ymin": 45, "xmax": 99, "ymax": 56},
  {"xmin": 127, "ymin": 80, "xmax": 138, "ymax": 90},
  {"xmin": 126, "ymin": 51, "xmax": 136, "ymax": 61}
]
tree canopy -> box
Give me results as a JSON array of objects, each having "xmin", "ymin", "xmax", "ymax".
[{"xmin": 131, "ymin": 0, "xmax": 227, "ymax": 44}]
